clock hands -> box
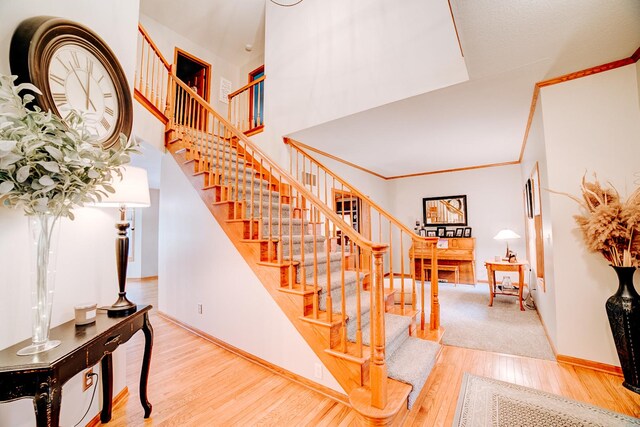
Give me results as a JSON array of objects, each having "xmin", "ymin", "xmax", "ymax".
[
  {"xmin": 85, "ymin": 59, "xmax": 92, "ymax": 111},
  {"xmin": 69, "ymin": 65, "xmax": 97, "ymax": 112}
]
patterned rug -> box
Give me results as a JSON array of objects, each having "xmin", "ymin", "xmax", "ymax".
[{"xmin": 453, "ymin": 373, "xmax": 640, "ymax": 426}]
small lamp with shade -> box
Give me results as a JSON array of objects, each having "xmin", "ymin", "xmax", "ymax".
[
  {"xmin": 93, "ymin": 166, "xmax": 150, "ymax": 316},
  {"xmin": 493, "ymin": 229, "xmax": 521, "ymax": 262}
]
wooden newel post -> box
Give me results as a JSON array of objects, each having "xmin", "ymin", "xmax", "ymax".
[
  {"xmin": 429, "ymin": 240, "xmax": 440, "ymax": 331},
  {"xmin": 371, "ymin": 247, "xmax": 388, "ymax": 409}
]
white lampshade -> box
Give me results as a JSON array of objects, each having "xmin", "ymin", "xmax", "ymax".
[
  {"xmin": 94, "ymin": 166, "xmax": 151, "ymax": 208},
  {"xmin": 493, "ymin": 229, "xmax": 521, "ymax": 240}
]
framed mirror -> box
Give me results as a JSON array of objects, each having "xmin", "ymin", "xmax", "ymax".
[{"xmin": 422, "ymin": 195, "xmax": 468, "ymax": 226}]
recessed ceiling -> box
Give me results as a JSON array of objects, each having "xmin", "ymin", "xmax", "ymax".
[
  {"xmin": 139, "ymin": 0, "xmax": 265, "ymax": 67},
  {"xmin": 291, "ymin": 0, "xmax": 640, "ymax": 176}
]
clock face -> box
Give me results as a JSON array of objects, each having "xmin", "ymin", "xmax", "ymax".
[
  {"xmin": 10, "ymin": 16, "xmax": 133, "ymax": 149},
  {"xmin": 47, "ymin": 44, "xmax": 119, "ymax": 144}
]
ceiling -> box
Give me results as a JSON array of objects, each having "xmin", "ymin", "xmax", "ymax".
[
  {"xmin": 292, "ymin": 0, "xmax": 640, "ymax": 177},
  {"xmin": 140, "ymin": 0, "xmax": 265, "ymax": 67},
  {"xmin": 140, "ymin": 0, "xmax": 640, "ymax": 177}
]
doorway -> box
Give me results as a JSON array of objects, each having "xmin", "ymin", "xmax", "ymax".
[
  {"xmin": 174, "ymin": 48, "xmax": 211, "ymax": 101},
  {"xmin": 248, "ymin": 65, "xmax": 265, "ymax": 132}
]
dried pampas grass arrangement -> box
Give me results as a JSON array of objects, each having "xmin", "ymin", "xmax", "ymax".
[{"xmin": 558, "ymin": 174, "xmax": 640, "ymax": 267}]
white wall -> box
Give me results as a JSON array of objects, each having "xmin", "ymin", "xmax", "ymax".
[
  {"xmin": 388, "ymin": 165, "xmax": 527, "ymax": 283},
  {"xmin": 539, "ymin": 63, "xmax": 640, "ymax": 365},
  {"xmin": 264, "ymin": 0, "xmax": 468, "ymax": 142},
  {"xmin": 158, "ymin": 154, "xmax": 343, "ymax": 393},
  {"xmin": 520, "ymin": 100, "xmax": 558, "ymax": 348},
  {"xmin": 0, "ymin": 1, "xmax": 139, "ymax": 424},
  {"xmin": 141, "ymin": 189, "xmax": 160, "ymax": 277},
  {"xmin": 139, "ymin": 14, "xmax": 242, "ymax": 115}
]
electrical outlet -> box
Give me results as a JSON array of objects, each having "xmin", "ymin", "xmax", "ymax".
[
  {"xmin": 197, "ymin": 303, "xmax": 203, "ymax": 314},
  {"xmin": 83, "ymin": 368, "xmax": 94, "ymax": 391},
  {"xmin": 314, "ymin": 363, "xmax": 323, "ymax": 379}
]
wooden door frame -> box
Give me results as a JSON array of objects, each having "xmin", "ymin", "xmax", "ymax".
[
  {"xmin": 174, "ymin": 47, "xmax": 212, "ymax": 103},
  {"xmin": 248, "ymin": 65, "xmax": 264, "ymax": 130}
]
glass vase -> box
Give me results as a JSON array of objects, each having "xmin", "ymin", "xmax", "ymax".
[{"xmin": 17, "ymin": 213, "xmax": 62, "ymax": 356}]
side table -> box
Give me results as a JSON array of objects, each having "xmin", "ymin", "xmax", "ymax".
[
  {"xmin": 0, "ymin": 305, "xmax": 153, "ymax": 426},
  {"xmin": 484, "ymin": 260, "xmax": 529, "ymax": 311}
]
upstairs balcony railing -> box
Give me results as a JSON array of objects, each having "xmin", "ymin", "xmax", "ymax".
[{"xmin": 228, "ymin": 75, "xmax": 265, "ymax": 136}]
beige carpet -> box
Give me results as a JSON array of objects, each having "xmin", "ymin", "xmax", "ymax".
[
  {"xmin": 453, "ymin": 373, "xmax": 640, "ymax": 426},
  {"xmin": 421, "ymin": 282, "xmax": 555, "ymax": 360}
]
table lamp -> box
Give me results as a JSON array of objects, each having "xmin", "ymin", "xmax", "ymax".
[
  {"xmin": 94, "ymin": 166, "xmax": 150, "ymax": 317},
  {"xmin": 493, "ymin": 229, "xmax": 520, "ymax": 261}
]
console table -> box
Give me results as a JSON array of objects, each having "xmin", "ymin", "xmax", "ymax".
[
  {"xmin": 410, "ymin": 238, "xmax": 476, "ymax": 284},
  {"xmin": 0, "ymin": 305, "xmax": 153, "ymax": 427},
  {"xmin": 485, "ymin": 260, "xmax": 528, "ymax": 311}
]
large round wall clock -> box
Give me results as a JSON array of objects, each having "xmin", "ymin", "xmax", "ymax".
[{"xmin": 10, "ymin": 16, "xmax": 133, "ymax": 149}]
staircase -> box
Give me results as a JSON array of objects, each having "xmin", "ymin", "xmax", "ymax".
[{"xmin": 136, "ymin": 23, "xmax": 444, "ymax": 425}]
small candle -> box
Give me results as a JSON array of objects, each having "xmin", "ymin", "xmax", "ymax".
[{"xmin": 75, "ymin": 303, "xmax": 97, "ymax": 326}]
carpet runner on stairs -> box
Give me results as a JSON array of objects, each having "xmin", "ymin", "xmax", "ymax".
[{"xmin": 187, "ymin": 133, "xmax": 441, "ymax": 409}]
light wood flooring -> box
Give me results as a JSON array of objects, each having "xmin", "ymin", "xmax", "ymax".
[{"xmin": 109, "ymin": 279, "xmax": 640, "ymax": 426}]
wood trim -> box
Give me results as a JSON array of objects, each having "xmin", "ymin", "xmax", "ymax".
[
  {"xmin": 128, "ymin": 276, "xmax": 159, "ymax": 282},
  {"xmin": 519, "ymin": 54, "xmax": 637, "ymax": 162},
  {"xmin": 556, "ymin": 354, "xmax": 623, "ymax": 377},
  {"xmin": 249, "ymin": 64, "xmax": 265, "ymax": 83},
  {"xmin": 228, "ymin": 75, "xmax": 266, "ymax": 99},
  {"xmin": 447, "ymin": 0, "xmax": 463, "ymax": 57},
  {"xmin": 156, "ymin": 310, "xmax": 351, "ymax": 406},
  {"xmin": 387, "ymin": 160, "xmax": 520, "ymax": 180},
  {"xmin": 535, "ymin": 306, "xmax": 558, "ymax": 356},
  {"xmin": 174, "ymin": 47, "xmax": 212, "ymax": 103},
  {"xmin": 244, "ymin": 124, "xmax": 264, "ymax": 137},
  {"xmin": 134, "ymin": 88, "xmax": 169, "ymax": 124},
  {"xmin": 86, "ymin": 386, "xmax": 129, "ymax": 427},
  {"xmin": 536, "ymin": 57, "xmax": 635, "ymax": 88}
]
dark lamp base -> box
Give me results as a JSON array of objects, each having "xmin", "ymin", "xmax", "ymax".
[{"xmin": 107, "ymin": 293, "xmax": 137, "ymax": 317}]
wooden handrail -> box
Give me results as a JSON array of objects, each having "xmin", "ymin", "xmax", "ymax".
[
  {"xmin": 138, "ymin": 23, "xmax": 171, "ymax": 71},
  {"xmin": 228, "ymin": 75, "xmax": 266, "ymax": 100},
  {"xmin": 285, "ymin": 137, "xmax": 436, "ymax": 245},
  {"xmin": 171, "ymin": 74, "xmax": 386, "ymax": 253}
]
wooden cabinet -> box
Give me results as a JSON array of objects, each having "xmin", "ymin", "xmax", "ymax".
[{"xmin": 409, "ymin": 238, "xmax": 476, "ymax": 285}]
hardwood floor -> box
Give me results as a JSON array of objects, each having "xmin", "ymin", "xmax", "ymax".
[{"xmin": 109, "ymin": 279, "xmax": 639, "ymax": 426}]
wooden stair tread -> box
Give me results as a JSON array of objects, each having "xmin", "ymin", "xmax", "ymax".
[
  {"xmin": 256, "ymin": 260, "xmax": 299, "ymax": 268},
  {"xmin": 325, "ymin": 342, "xmax": 371, "ymax": 364},
  {"xmin": 299, "ymin": 311, "xmax": 343, "ymax": 328},
  {"xmin": 387, "ymin": 306, "xmax": 420, "ymax": 318},
  {"xmin": 278, "ymin": 284, "xmax": 317, "ymax": 297}
]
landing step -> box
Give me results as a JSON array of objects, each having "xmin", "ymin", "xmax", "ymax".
[
  {"xmin": 256, "ymin": 260, "xmax": 299, "ymax": 268},
  {"xmin": 387, "ymin": 337, "xmax": 440, "ymax": 408}
]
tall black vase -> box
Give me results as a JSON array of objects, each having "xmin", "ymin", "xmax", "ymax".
[{"xmin": 606, "ymin": 266, "xmax": 640, "ymax": 394}]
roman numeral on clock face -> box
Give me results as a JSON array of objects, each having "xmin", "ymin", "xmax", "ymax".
[
  {"xmin": 105, "ymin": 106, "xmax": 114, "ymax": 116},
  {"xmin": 100, "ymin": 117, "xmax": 111, "ymax": 131},
  {"xmin": 50, "ymin": 74, "xmax": 65, "ymax": 86},
  {"xmin": 52, "ymin": 92, "xmax": 67, "ymax": 105}
]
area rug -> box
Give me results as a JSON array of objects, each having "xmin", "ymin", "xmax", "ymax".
[
  {"xmin": 434, "ymin": 283, "xmax": 554, "ymax": 360},
  {"xmin": 453, "ymin": 373, "xmax": 640, "ymax": 426}
]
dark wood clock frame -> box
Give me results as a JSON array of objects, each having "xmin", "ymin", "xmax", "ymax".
[{"xmin": 9, "ymin": 16, "xmax": 133, "ymax": 149}]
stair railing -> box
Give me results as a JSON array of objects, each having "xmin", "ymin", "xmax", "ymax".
[
  {"xmin": 227, "ymin": 75, "xmax": 265, "ymax": 136},
  {"xmin": 284, "ymin": 137, "xmax": 441, "ymax": 334},
  {"xmin": 135, "ymin": 24, "xmax": 172, "ymax": 124},
  {"xmin": 167, "ymin": 72, "xmax": 393, "ymax": 408}
]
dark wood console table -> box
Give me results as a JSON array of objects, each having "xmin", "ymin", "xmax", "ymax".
[{"xmin": 0, "ymin": 305, "xmax": 153, "ymax": 427}]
